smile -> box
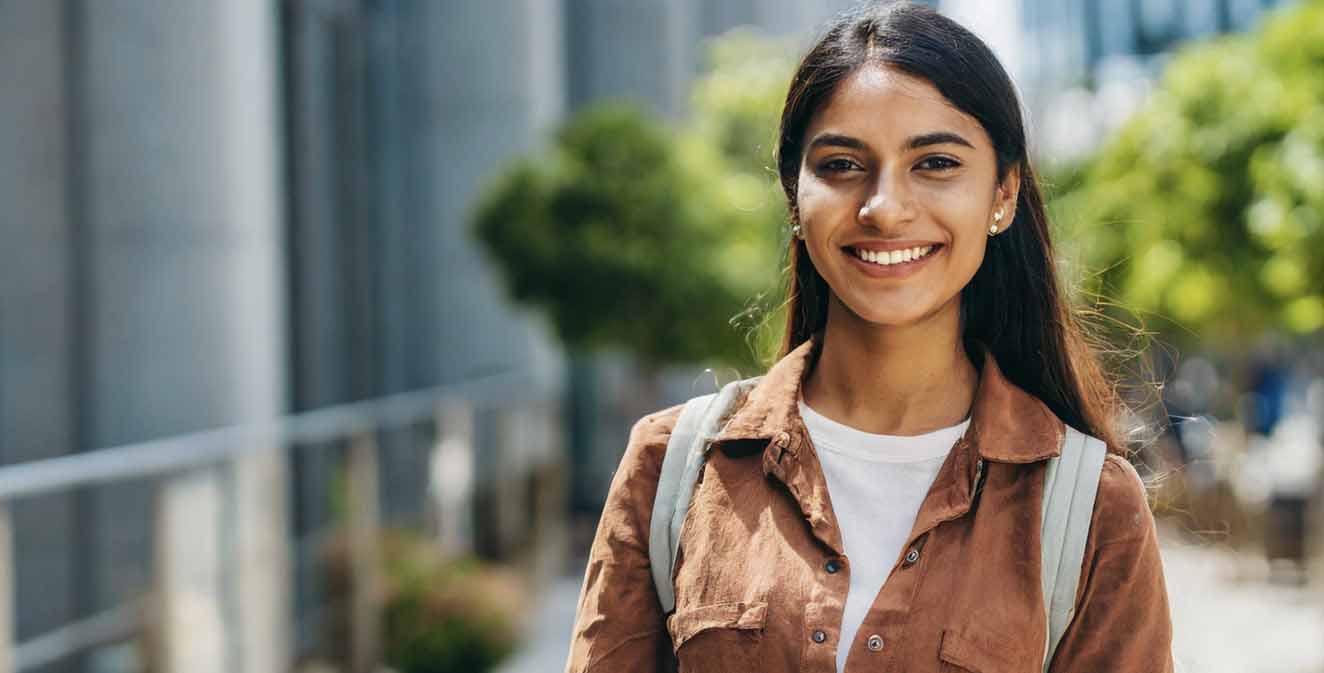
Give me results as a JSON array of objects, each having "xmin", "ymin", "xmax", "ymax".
[
  {"xmin": 842, "ymin": 243, "xmax": 943, "ymax": 278},
  {"xmin": 850, "ymin": 244, "xmax": 936, "ymax": 266}
]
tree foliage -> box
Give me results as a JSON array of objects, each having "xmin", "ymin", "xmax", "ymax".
[
  {"xmin": 473, "ymin": 30, "xmax": 796, "ymax": 369},
  {"xmin": 1053, "ymin": 0, "xmax": 1324, "ymax": 346}
]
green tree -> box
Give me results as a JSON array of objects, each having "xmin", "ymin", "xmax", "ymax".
[
  {"xmin": 1053, "ymin": 0, "xmax": 1324, "ymax": 346},
  {"xmin": 473, "ymin": 31, "xmax": 797, "ymax": 370}
]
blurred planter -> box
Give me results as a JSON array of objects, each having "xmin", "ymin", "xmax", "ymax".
[{"xmin": 323, "ymin": 529, "xmax": 527, "ymax": 673}]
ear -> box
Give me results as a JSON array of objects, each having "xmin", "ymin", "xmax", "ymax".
[{"xmin": 995, "ymin": 163, "xmax": 1022, "ymax": 226}]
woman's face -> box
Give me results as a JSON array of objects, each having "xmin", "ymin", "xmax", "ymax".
[{"xmin": 796, "ymin": 63, "xmax": 1018, "ymax": 332}]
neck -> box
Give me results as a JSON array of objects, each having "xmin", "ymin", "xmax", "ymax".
[{"xmin": 801, "ymin": 294, "xmax": 978, "ymax": 436}]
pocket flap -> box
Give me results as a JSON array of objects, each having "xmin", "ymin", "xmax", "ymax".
[
  {"xmin": 939, "ymin": 627, "xmax": 1034, "ymax": 673},
  {"xmin": 666, "ymin": 600, "xmax": 767, "ymax": 650}
]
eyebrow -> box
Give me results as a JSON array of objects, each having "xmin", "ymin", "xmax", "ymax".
[
  {"xmin": 806, "ymin": 131, "xmax": 975, "ymax": 152},
  {"xmin": 906, "ymin": 131, "xmax": 975, "ymax": 150}
]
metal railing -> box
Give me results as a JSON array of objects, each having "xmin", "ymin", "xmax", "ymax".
[{"xmin": 0, "ymin": 371, "xmax": 566, "ymax": 673}]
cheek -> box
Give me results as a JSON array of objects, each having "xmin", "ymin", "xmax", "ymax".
[
  {"xmin": 918, "ymin": 184, "xmax": 994, "ymax": 237},
  {"xmin": 795, "ymin": 177, "xmax": 833, "ymax": 220}
]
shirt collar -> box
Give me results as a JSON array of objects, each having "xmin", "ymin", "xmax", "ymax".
[{"xmin": 711, "ymin": 331, "xmax": 1065, "ymax": 464}]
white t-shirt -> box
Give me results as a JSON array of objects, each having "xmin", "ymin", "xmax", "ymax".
[{"xmin": 797, "ymin": 397, "xmax": 970, "ymax": 673}]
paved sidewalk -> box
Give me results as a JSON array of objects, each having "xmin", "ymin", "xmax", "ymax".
[
  {"xmin": 500, "ymin": 529, "xmax": 1324, "ymax": 673},
  {"xmin": 494, "ymin": 572, "xmax": 583, "ymax": 673},
  {"xmin": 1162, "ymin": 530, "xmax": 1324, "ymax": 673}
]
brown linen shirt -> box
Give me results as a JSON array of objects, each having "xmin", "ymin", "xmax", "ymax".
[{"xmin": 565, "ymin": 335, "xmax": 1174, "ymax": 673}]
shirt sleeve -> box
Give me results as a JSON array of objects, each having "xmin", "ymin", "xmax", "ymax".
[
  {"xmin": 1047, "ymin": 453, "xmax": 1175, "ymax": 673},
  {"xmin": 564, "ymin": 404, "xmax": 685, "ymax": 673}
]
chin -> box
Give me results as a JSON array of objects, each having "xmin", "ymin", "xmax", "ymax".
[
  {"xmin": 832, "ymin": 287, "xmax": 960, "ymax": 331},
  {"xmin": 842, "ymin": 301, "xmax": 933, "ymax": 329}
]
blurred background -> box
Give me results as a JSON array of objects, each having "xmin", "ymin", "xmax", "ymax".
[{"xmin": 1, "ymin": 0, "xmax": 1322, "ymax": 672}]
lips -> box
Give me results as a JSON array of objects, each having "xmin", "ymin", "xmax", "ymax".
[
  {"xmin": 844, "ymin": 243, "xmax": 940, "ymax": 266},
  {"xmin": 841, "ymin": 243, "xmax": 943, "ymax": 278}
]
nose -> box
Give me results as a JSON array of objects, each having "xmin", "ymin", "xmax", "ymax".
[{"xmin": 857, "ymin": 172, "xmax": 916, "ymax": 228}]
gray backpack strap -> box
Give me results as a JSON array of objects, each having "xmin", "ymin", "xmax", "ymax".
[
  {"xmin": 1040, "ymin": 425, "xmax": 1108, "ymax": 673},
  {"xmin": 648, "ymin": 392, "xmax": 714, "ymax": 615},
  {"xmin": 648, "ymin": 377, "xmax": 759, "ymax": 615}
]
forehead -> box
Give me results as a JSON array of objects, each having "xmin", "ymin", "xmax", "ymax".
[{"xmin": 804, "ymin": 63, "xmax": 987, "ymax": 147}]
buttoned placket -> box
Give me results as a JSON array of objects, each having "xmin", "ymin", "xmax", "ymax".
[
  {"xmin": 834, "ymin": 438, "xmax": 989, "ymax": 672},
  {"xmin": 762, "ymin": 427, "xmax": 850, "ymax": 670}
]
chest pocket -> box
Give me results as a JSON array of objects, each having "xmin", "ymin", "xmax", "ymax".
[
  {"xmin": 666, "ymin": 600, "xmax": 767, "ymax": 672},
  {"xmin": 938, "ymin": 626, "xmax": 1041, "ymax": 673}
]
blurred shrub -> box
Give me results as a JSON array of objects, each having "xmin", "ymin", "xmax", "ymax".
[
  {"xmin": 1053, "ymin": 0, "xmax": 1324, "ymax": 346},
  {"xmin": 381, "ymin": 535, "xmax": 524, "ymax": 673},
  {"xmin": 473, "ymin": 30, "xmax": 797, "ymax": 370},
  {"xmin": 323, "ymin": 530, "xmax": 524, "ymax": 673}
]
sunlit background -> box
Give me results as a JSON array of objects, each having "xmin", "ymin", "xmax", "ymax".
[{"xmin": 1, "ymin": 0, "xmax": 1322, "ymax": 672}]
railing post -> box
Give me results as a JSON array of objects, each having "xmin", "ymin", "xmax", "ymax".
[
  {"xmin": 347, "ymin": 429, "xmax": 382, "ymax": 673},
  {"xmin": 230, "ymin": 448, "xmax": 290, "ymax": 673},
  {"xmin": 153, "ymin": 468, "xmax": 227, "ymax": 673},
  {"xmin": 0, "ymin": 503, "xmax": 13, "ymax": 673},
  {"xmin": 431, "ymin": 400, "xmax": 474, "ymax": 559},
  {"xmin": 527, "ymin": 399, "xmax": 569, "ymax": 590},
  {"xmin": 490, "ymin": 407, "xmax": 530, "ymax": 559}
]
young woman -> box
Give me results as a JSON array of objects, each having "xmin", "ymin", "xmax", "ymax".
[{"xmin": 564, "ymin": 3, "xmax": 1174, "ymax": 672}]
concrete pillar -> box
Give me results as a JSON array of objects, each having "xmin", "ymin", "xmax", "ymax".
[
  {"xmin": 73, "ymin": 0, "xmax": 288, "ymax": 640},
  {"xmin": 0, "ymin": 0, "xmax": 80, "ymax": 652},
  {"xmin": 747, "ymin": 0, "xmax": 859, "ymax": 38},
  {"xmin": 565, "ymin": 0, "xmax": 699, "ymax": 117},
  {"xmin": 319, "ymin": 1, "xmax": 570, "ymax": 405},
  {"xmin": 414, "ymin": 0, "xmax": 565, "ymax": 389},
  {"xmin": 0, "ymin": 2, "xmax": 75, "ymax": 461},
  {"xmin": 81, "ymin": 1, "xmax": 286, "ymax": 443}
]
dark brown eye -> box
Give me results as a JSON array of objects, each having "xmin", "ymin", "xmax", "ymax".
[
  {"xmin": 916, "ymin": 156, "xmax": 960, "ymax": 171},
  {"xmin": 820, "ymin": 158, "xmax": 862, "ymax": 173}
]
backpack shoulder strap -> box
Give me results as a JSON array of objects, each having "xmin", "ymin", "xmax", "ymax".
[
  {"xmin": 648, "ymin": 391, "xmax": 714, "ymax": 615},
  {"xmin": 1040, "ymin": 424, "xmax": 1108, "ymax": 673},
  {"xmin": 648, "ymin": 377, "xmax": 761, "ymax": 615}
]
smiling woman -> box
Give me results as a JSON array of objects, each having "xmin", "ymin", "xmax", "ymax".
[{"xmin": 564, "ymin": 3, "xmax": 1175, "ymax": 673}]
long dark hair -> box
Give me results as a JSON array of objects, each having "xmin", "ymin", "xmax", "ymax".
[{"xmin": 774, "ymin": 1, "xmax": 1125, "ymax": 451}]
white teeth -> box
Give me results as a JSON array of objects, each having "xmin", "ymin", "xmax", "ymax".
[{"xmin": 853, "ymin": 245, "xmax": 937, "ymax": 267}]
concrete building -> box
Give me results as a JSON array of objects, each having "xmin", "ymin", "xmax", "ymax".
[
  {"xmin": 1, "ymin": 0, "xmax": 566, "ymax": 668},
  {"xmin": 2, "ymin": 2, "xmax": 287, "ymax": 669}
]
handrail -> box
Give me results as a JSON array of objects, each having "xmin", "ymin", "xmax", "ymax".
[
  {"xmin": 14, "ymin": 601, "xmax": 142, "ymax": 673},
  {"xmin": 0, "ymin": 369, "xmax": 537, "ymax": 501}
]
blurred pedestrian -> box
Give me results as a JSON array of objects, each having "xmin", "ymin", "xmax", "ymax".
[{"xmin": 565, "ymin": 2, "xmax": 1173, "ymax": 672}]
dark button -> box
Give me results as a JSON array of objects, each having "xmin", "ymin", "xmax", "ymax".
[
  {"xmin": 812, "ymin": 630, "xmax": 827, "ymax": 644},
  {"xmin": 904, "ymin": 548, "xmax": 920, "ymax": 565},
  {"xmin": 867, "ymin": 634, "xmax": 884, "ymax": 651},
  {"xmin": 825, "ymin": 559, "xmax": 842, "ymax": 574}
]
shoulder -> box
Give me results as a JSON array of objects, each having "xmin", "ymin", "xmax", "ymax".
[
  {"xmin": 626, "ymin": 402, "xmax": 687, "ymax": 456},
  {"xmin": 606, "ymin": 402, "xmax": 687, "ymax": 502},
  {"xmin": 1088, "ymin": 450, "xmax": 1158, "ymax": 549},
  {"xmin": 591, "ymin": 402, "xmax": 689, "ymax": 547}
]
